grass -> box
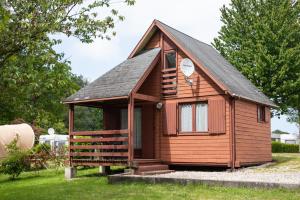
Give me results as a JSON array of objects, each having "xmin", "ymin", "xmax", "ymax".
[
  {"xmin": 250, "ymin": 153, "xmax": 300, "ymax": 172},
  {"xmin": 0, "ymin": 166, "xmax": 300, "ymax": 200}
]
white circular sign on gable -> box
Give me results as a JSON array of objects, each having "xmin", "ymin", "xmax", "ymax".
[{"xmin": 180, "ymin": 58, "xmax": 195, "ymax": 77}]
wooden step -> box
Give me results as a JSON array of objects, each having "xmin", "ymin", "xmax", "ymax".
[
  {"xmin": 140, "ymin": 170, "xmax": 174, "ymax": 176},
  {"xmin": 133, "ymin": 159, "xmax": 161, "ymax": 165},
  {"xmin": 136, "ymin": 164, "xmax": 169, "ymax": 174}
]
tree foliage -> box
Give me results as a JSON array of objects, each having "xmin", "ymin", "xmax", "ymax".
[
  {"xmin": 213, "ymin": 0, "xmax": 300, "ymax": 121},
  {"xmin": 0, "ymin": 0, "xmax": 135, "ymax": 131},
  {"xmin": 272, "ymin": 129, "xmax": 289, "ymax": 135}
]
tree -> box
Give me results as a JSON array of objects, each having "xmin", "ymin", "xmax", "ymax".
[
  {"xmin": 0, "ymin": 0, "xmax": 135, "ymax": 131},
  {"xmin": 64, "ymin": 75, "xmax": 103, "ymax": 132},
  {"xmin": 0, "ymin": 0, "xmax": 135, "ymax": 67},
  {"xmin": 272, "ymin": 129, "xmax": 289, "ymax": 135},
  {"xmin": 213, "ymin": 0, "xmax": 300, "ymax": 122}
]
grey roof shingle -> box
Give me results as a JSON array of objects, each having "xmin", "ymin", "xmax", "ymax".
[
  {"xmin": 65, "ymin": 48, "xmax": 160, "ymax": 102},
  {"xmin": 158, "ymin": 21, "xmax": 276, "ymax": 107}
]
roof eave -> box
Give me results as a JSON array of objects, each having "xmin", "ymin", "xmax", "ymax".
[
  {"xmin": 229, "ymin": 92, "xmax": 278, "ymax": 108},
  {"xmin": 63, "ymin": 95, "xmax": 129, "ymax": 104}
]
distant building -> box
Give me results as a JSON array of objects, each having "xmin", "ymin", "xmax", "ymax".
[
  {"xmin": 39, "ymin": 134, "xmax": 68, "ymax": 151},
  {"xmin": 271, "ymin": 133, "xmax": 299, "ymax": 144}
]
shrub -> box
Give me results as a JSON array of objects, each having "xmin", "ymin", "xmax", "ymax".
[
  {"xmin": 30, "ymin": 143, "xmax": 51, "ymax": 170},
  {"xmin": 272, "ymin": 142, "xmax": 299, "ymax": 153},
  {"xmin": 0, "ymin": 137, "xmax": 30, "ymax": 179}
]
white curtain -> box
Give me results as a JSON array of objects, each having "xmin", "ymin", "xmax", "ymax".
[
  {"xmin": 181, "ymin": 104, "xmax": 193, "ymax": 132},
  {"xmin": 196, "ymin": 103, "xmax": 208, "ymax": 132}
]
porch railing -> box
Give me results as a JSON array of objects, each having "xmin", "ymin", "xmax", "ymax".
[
  {"xmin": 69, "ymin": 129, "xmax": 129, "ymax": 166},
  {"xmin": 161, "ymin": 68, "xmax": 177, "ymax": 97}
]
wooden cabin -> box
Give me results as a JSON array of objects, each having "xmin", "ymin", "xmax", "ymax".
[{"xmin": 64, "ymin": 20, "xmax": 276, "ymax": 174}]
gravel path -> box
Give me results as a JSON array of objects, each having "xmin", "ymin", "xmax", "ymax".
[{"xmin": 150, "ymin": 171, "xmax": 300, "ymax": 184}]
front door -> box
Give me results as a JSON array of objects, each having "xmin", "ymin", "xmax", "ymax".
[{"xmin": 120, "ymin": 108, "xmax": 142, "ymax": 157}]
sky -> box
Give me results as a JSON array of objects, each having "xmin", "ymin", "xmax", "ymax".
[{"xmin": 54, "ymin": 0, "xmax": 298, "ymax": 134}]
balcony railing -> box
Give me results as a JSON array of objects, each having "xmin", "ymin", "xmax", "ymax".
[
  {"xmin": 69, "ymin": 129, "xmax": 128, "ymax": 166},
  {"xmin": 161, "ymin": 68, "xmax": 177, "ymax": 97}
]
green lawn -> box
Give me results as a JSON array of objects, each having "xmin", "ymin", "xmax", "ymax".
[
  {"xmin": 0, "ymin": 167, "xmax": 299, "ymax": 200},
  {"xmin": 250, "ymin": 153, "xmax": 300, "ymax": 172}
]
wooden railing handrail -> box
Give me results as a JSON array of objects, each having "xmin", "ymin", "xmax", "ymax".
[
  {"xmin": 162, "ymin": 68, "xmax": 177, "ymax": 73},
  {"xmin": 70, "ymin": 137, "xmax": 128, "ymax": 143},
  {"xmin": 70, "ymin": 152, "xmax": 128, "ymax": 157},
  {"xmin": 70, "ymin": 145, "xmax": 128, "ymax": 150},
  {"xmin": 70, "ymin": 129, "xmax": 128, "ymax": 136}
]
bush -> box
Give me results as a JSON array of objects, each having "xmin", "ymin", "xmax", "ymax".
[
  {"xmin": 0, "ymin": 137, "xmax": 30, "ymax": 179},
  {"xmin": 272, "ymin": 142, "xmax": 299, "ymax": 153},
  {"xmin": 30, "ymin": 143, "xmax": 51, "ymax": 170}
]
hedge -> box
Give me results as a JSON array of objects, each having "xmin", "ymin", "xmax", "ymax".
[{"xmin": 272, "ymin": 141, "xmax": 299, "ymax": 153}]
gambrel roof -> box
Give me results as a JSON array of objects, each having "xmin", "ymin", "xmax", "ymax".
[
  {"xmin": 65, "ymin": 20, "xmax": 275, "ymax": 107},
  {"xmin": 64, "ymin": 48, "xmax": 160, "ymax": 103}
]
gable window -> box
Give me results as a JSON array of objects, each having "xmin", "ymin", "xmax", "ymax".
[
  {"xmin": 164, "ymin": 51, "xmax": 176, "ymax": 68},
  {"xmin": 257, "ymin": 105, "xmax": 266, "ymax": 122},
  {"xmin": 180, "ymin": 102, "xmax": 208, "ymax": 133}
]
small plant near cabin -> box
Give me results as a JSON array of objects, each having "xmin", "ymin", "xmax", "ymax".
[
  {"xmin": 30, "ymin": 143, "xmax": 51, "ymax": 170},
  {"xmin": 0, "ymin": 136, "xmax": 30, "ymax": 179}
]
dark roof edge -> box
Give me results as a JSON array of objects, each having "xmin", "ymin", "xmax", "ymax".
[
  {"xmin": 231, "ymin": 93, "xmax": 278, "ymax": 108},
  {"xmin": 63, "ymin": 95, "xmax": 128, "ymax": 104}
]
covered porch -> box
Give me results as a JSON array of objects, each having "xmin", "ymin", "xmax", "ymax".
[{"xmin": 67, "ymin": 93, "xmax": 160, "ymax": 168}]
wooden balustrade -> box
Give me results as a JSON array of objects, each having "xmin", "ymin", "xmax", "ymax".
[
  {"xmin": 161, "ymin": 68, "xmax": 177, "ymax": 96},
  {"xmin": 69, "ymin": 129, "xmax": 129, "ymax": 166}
]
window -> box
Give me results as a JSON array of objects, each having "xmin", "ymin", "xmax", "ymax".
[
  {"xmin": 257, "ymin": 105, "xmax": 266, "ymax": 122},
  {"xmin": 180, "ymin": 104, "xmax": 193, "ymax": 132},
  {"xmin": 165, "ymin": 51, "xmax": 176, "ymax": 68},
  {"xmin": 180, "ymin": 102, "xmax": 208, "ymax": 133},
  {"xmin": 196, "ymin": 103, "xmax": 208, "ymax": 132}
]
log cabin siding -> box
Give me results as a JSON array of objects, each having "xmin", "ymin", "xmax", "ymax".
[
  {"xmin": 158, "ymin": 96, "xmax": 231, "ymax": 165},
  {"xmin": 145, "ymin": 31, "xmax": 160, "ymax": 49},
  {"xmin": 176, "ymin": 50, "xmax": 223, "ymax": 98},
  {"xmin": 234, "ymin": 100, "xmax": 272, "ymax": 165},
  {"xmin": 146, "ymin": 34, "xmax": 231, "ymax": 165},
  {"xmin": 137, "ymin": 62, "xmax": 161, "ymax": 97}
]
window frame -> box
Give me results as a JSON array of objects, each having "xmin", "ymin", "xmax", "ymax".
[
  {"xmin": 164, "ymin": 50, "xmax": 177, "ymax": 69},
  {"xmin": 178, "ymin": 101, "xmax": 208, "ymax": 135},
  {"xmin": 257, "ymin": 105, "xmax": 266, "ymax": 123}
]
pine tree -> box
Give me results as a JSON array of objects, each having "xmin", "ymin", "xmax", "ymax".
[{"xmin": 213, "ymin": 0, "xmax": 300, "ymax": 123}]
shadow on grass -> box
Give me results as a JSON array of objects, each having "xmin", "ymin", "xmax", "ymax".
[
  {"xmin": 267, "ymin": 156, "xmax": 294, "ymax": 168},
  {"xmin": 0, "ymin": 175, "xmax": 39, "ymax": 184}
]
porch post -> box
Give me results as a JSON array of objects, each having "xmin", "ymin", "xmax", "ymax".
[
  {"xmin": 68, "ymin": 104, "xmax": 74, "ymax": 167},
  {"xmin": 128, "ymin": 94, "xmax": 134, "ymax": 166}
]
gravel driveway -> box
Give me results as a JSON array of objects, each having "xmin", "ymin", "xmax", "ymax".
[{"xmin": 151, "ymin": 171, "xmax": 300, "ymax": 185}]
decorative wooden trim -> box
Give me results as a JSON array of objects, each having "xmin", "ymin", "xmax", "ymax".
[
  {"xmin": 162, "ymin": 73, "xmax": 176, "ymax": 78},
  {"xmin": 128, "ymin": 94, "xmax": 134, "ymax": 165},
  {"xmin": 70, "ymin": 129, "xmax": 128, "ymax": 136},
  {"xmin": 63, "ymin": 96, "xmax": 128, "ymax": 104},
  {"xmin": 133, "ymin": 93, "xmax": 160, "ymax": 102},
  {"xmin": 70, "ymin": 152, "xmax": 128, "ymax": 157},
  {"xmin": 68, "ymin": 104, "xmax": 74, "ymax": 167},
  {"xmin": 72, "ymin": 161, "xmax": 127, "ymax": 167},
  {"xmin": 231, "ymin": 98, "xmax": 236, "ymax": 169},
  {"xmin": 162, "ymin": 78, "xmax": 176, "ymax": 83}
]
